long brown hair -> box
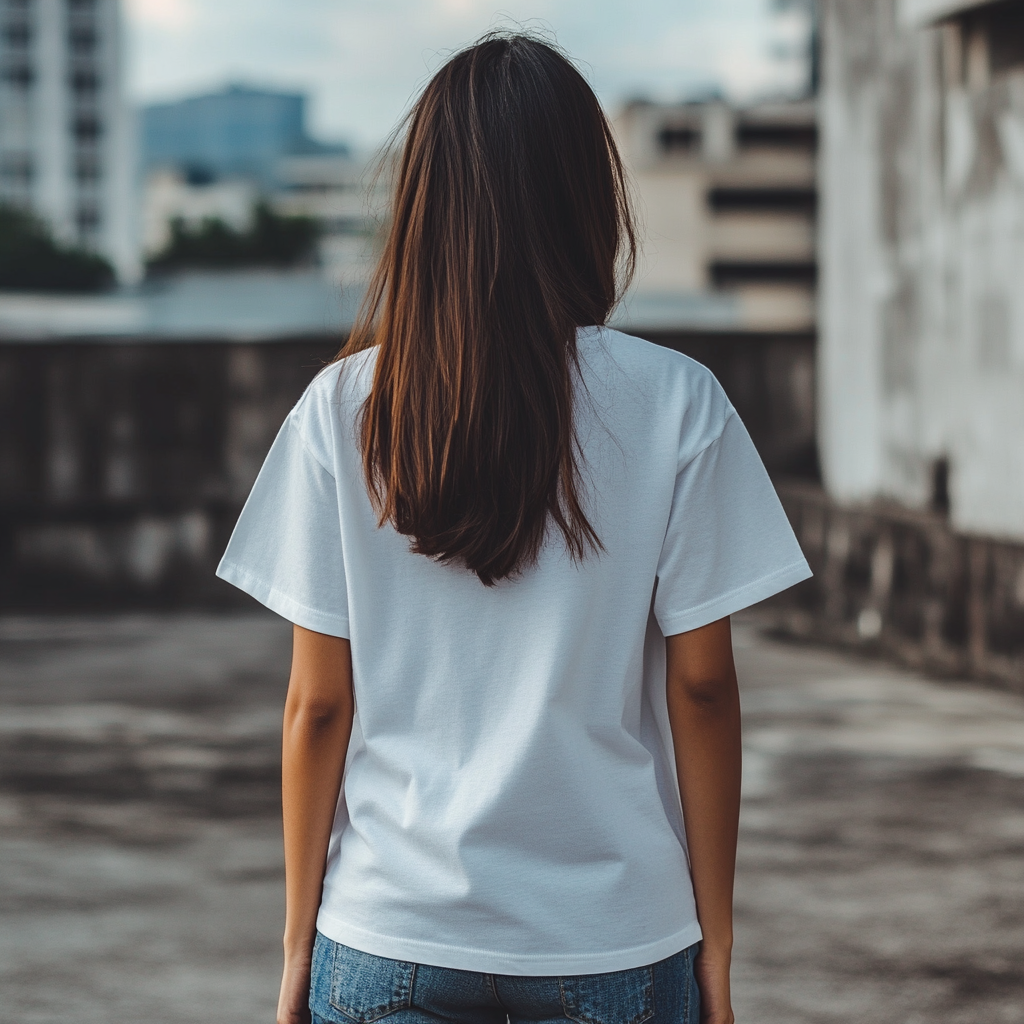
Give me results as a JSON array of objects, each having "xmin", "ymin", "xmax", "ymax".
[{"xmin": 337, "ymin": 33, "xmax": 637, "ymax": 585}]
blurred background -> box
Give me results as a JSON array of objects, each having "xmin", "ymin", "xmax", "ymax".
[{"xmin": 0, "ymin": 2, "xmax": 1022, "ymax": 1022}]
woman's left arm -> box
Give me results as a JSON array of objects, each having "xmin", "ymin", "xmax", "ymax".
[{"xmin": 278, "ymin": 624, "xmax": 355, "ymax": 1024}]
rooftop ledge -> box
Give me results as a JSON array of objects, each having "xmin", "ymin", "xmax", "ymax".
[{"xmin": 899, "ymin": 0, "xmax": 1000, "ymax": 27}]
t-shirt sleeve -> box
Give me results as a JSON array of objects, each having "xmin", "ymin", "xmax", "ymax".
[
  {"xmin": 653, "ymin": 410, "xmax": 811, "ymax": 636},
  {"xmin": 215, "ymin": 412, "xmax": 350, "ymax": 638}
]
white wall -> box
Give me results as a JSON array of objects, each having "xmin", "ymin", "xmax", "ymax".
[
  {"xmin": 31, "ymin": 0, "xmax": 74, "ymax": 242},
  {"xmin": 819, "ymin": 0, "xmax": 1024, "ymax": 540},
  {"xmin": 99, "ymin": 0, "xmax": 141, "ymax": 284},
  {"xmin": 143, "ymin": 171, "xmax": 258, "ymax": 255}
]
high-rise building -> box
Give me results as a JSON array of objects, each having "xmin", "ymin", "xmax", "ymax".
[
  {"xmin": 142, "ymin": 85, "xmax": 349, "ymax": 188},
  {"xmin": 0, "ymin": 0, "xmax": 138, "ymax": 282}
]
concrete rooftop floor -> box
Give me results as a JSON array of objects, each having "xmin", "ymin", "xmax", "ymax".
[{"xmin": 0, "ymin": 612, "xmax": 1022, "ymax": 1024}]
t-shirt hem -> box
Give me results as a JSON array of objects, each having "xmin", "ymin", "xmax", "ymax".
[
  {"xmin": 313, "ymin": 908, "xmax": 703, "ymax": 976},
  {"xmin": 657, "ymin": 558, "xmax": 812, "ymax": 636},
  {"xmin": 216, "ymin": 559, "xmax": 350, "ymax": 638}
]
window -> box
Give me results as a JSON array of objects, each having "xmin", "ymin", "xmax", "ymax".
[
  {"xmin": 76, "ymin": 204, "xmax": 99, "ymax": 231},
  {"xmin": 658, "ymin": 125, "xmax": 701, "ymax": 154},
  {"xmin": 70, "ymin": 69, "xmax": 99, "ymax": 95},
  {"xmin": 72, "ymin": 114, "xmax": 101, "ymax": 142},
  {"xmin": 183, "ymin": 164, "xmax": 216, "ymax": 185},
  {"xmin": 75, "ymin": 157, "xmax": 100, "ymax": 183},
  {"xmin": 3, "ymin": 21, "xmax": 31, "ymax": 47},
  {"xmin": 3, "ymin": 64, "xmax": 33, "ymax": 88},
  {"xmin": 68, "ymin": 26, "xmax": 96, "ymax": 53},
  {"xmin": 735, "ymin": 123, "xmax": 817, "ymax": 151},
  {"xmin": 708, "ymin": 187, "xmax": 817, "ymax": 215},
  {"xmin": 0, "ymin": 155, "xmax": 32, "ymax": 182},
  {"xmin": 709, "ymin": 261, "xmax": 817, "ymax": 287}
]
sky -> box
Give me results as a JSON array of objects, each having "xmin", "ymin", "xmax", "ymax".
[{"xmin": 123, "ymin": 0, "xmax": 811, "ymax": 149}]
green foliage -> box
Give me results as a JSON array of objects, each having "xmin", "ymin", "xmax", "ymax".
[
  {"xmin": 0, "ymin": 204, "xmax": 115, "ymax": 292},
  {"xmin": 147, "ymin": 202, "xmax": 319, "ymax": 272}
]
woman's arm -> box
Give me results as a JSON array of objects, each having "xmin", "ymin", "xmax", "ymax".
[
  {"xmin": 278, "ymin": 625, "xmax": 355, "ymax": 1024},
  {"xmin": 666, "ymin": 616, "xmax": 741, "ymax": 1024}
]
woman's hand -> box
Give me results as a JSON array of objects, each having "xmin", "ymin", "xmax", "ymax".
[
  {"xmin": 694, "ymin": 944, "xmax": 735, "ymax": 1024},
  {"xmin": 277, "ymin": 953, "xmax": 313, "ymax": 1024}
]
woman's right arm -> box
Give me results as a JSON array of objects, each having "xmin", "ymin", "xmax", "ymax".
[{"xmin": 666, "ymin": 616, "xmax": 741, "ymax": 1024}]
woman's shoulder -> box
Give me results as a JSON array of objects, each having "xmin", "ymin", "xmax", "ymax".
[
  {"xmin": 582, "ymin": 326, "xmax": 733, "ymax": 450},
  {"xmin": 303, "ymin": 346, "xmax": 378, "ymax": 407},
  {"xmin": 287, "ymin": 347, "xmax": 378, "ymax": 466},
  {"xmin": 584, "ymin": 325, "xmax": 722, "ymax": 396}
]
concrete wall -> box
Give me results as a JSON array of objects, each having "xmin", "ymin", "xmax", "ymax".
[
  {"xmin": 0, "ymin": 331, "xmax": 816, "ymax": 609},
  {"xmin": 0, "ymin": 337, "xmax": 337, "ymax": 608},
  {"xmin": 772, "ymin": 481, "xmax": 1024, "ymax": 688},
  {"xmin": 819, "ymin": 0, "xmax": 1024, "ymax": 540}
]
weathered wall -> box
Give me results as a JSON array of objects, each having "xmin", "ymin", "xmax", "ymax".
[
  {"xmin": 819, "ymin": 0, "xmax": 1024, "ymax": 540},
  {"xmin": 0, "ymin": 338, "xmax": 338, "ymax": 608},
  {"xmin": 772, "ymin": 481, "xmax": 1024, "ymax": 689},
  {"xmin": 0, "ymin": 331, "xmax": 817, "ymax": 609}
]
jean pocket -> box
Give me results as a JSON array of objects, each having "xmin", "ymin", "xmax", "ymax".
[
  {"xmin": 325, "ymin": 940, "xmax": 416, "ymax": 1023},
  {"xmin": 560, "ymin": 965, "xmax": 655, "ymax": 1024}
]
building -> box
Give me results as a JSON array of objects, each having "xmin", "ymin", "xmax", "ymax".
[
  {"xmin": 142, "ymin": 84, "xmax": 348, "ymax": 188},
  {"xmin": 818, "ymin": 0, "xmax": 1024, "ymax": 541},
  {"xmin": 142, "ymin": 168, "xmax": 258, "ymax": 256},
  {"xmin": 759, "ymin": 0, "xmax": 1024, "ymax": 683},
  {"xmin": 271, "ymin": 151, "xmax": 385, "ymax": 284},
  {"xmin": 613, "ymin": 98, "xmax": 818, "ymax": 333},
  {"xmin": 0, "ymin": 0, "xmax": 138, "ymax": 282},
  {"xmin": 608, "ymin": 98, "xmax": 821, "ymax": 481},
  {"xmin": 140, "ymin": 84, "xmax": 358, "ymax": 266}
]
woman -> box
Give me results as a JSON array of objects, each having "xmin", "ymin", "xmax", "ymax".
[{"xmin": 217, "ymin": 33, "xmax": 810, "ymax": 1024}]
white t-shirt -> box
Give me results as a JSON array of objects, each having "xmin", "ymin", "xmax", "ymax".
[{"xmin": 217, "ymin": 325, "xmax": 811, "ymax": 975}]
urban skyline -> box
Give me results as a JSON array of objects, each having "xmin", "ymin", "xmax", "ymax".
[{"xmin": 124, "ymin": 0, "xmax": 813, "ymax": 148}]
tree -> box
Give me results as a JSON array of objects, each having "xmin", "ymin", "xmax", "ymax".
[
  {"xmin": 147, "ymin": 202, "xmax": 319, "ymax": 273},
  {"xmin": 0, "ymin": 205, "xmax": 115, "ymax": 292}
]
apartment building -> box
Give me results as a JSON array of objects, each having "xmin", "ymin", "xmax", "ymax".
[
  {"xmin": 613, "ymin": 98, "xmax": 817, "ymax": 333},
  {"xmin": 0, "ymin": 0, "xmax": 138, "ymax": 281},
  {"xmin": 271, "ymin": 152, "xmax": 388, "ymax": 284}
]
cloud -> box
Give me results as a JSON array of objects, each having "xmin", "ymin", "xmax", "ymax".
[
  {"xmin": 123, "ymin": 0, "xmax": 806, "ymax": 147},
  {"xmin": 124, "ymin": 0, "xmax": 195, "ymax": 32},
  {"xmin": 435, "ymin": 0, "xmax": 488, "ymax": 16}
]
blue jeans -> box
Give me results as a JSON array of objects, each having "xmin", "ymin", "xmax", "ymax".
[{"xmin": 309, "ymin": 932, "xmax": 701, "ymax": 1024}]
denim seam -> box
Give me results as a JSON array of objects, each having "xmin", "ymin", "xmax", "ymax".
[
  {"xmin": 558, "ymin": 970, "xmax": 654, "ymax": 1024},
  {"xmin": 558, "ymin": 978, "xmax": 572, "ymax": 1021},
  {"xmin": 638, "ymin": 970, "xmax": 655, "ymax": 1024},
  {"xmin": 682, "ymin": 946, "xmax": 691, "ymax": 1024},
  {"xmin": 406, "ymin": 964, "xmax": 418, "ymax": 1014},
  {"xmin": 485, "ymin": 973, "xmax": 504, "ymax": 1009},
  {"xmin": 328, "ymin": 953, "xmax": 415, "ymax": 1021}
]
